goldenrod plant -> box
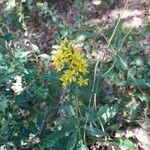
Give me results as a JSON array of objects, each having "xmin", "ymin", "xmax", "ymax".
[{"xmin": 0, "ymin": 0, "xmax": 149, "ymax": 150}]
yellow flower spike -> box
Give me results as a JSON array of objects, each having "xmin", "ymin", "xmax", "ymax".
[{"xmin": 53, "ymin": 38, "xmax": 89, "ymax": 86}]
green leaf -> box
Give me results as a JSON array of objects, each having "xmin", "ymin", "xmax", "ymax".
[
  {"xmin": 106, "ymin": 71, "xmax": 119, "ymax": 81},
  {"xmin": 38, "ymin": 54, "xmax": 51, "ymax": 60},
  {"xmin": 97, "ymin": 105, "xmax": 113, "ymax": 123},
  {"xmin": 106, "ymin": 123, "xmax": 120, "ymax": 132},
  {"xmin": 75, "ymin": 31, "xmax": 93, "ymax": 43},
  {"xmin": 143, "ymin": 26, "xmax": 150, "ymax": 34},
  {"xmin": 115, "ymin": 55, "xmax": 127, "ymax": 71},
  {"xmin": 135, "ymin": 79, "xmax": 150, "ymax": 89},
  {"xmin": 30, "ymin": 44, "xmax": 40, "ymax": 53},
  {"xmin": 32, "ymin": 84, "xmax": 48, "ymax": 99},
  {"xmin": 135, "ymin": 57, "xmax": 144, "ymax": 66},
  {"xmin": 130, "ymin": 105, "xmax": 141, "ymax": 120},
  {"xmin": 97, "ymin": 104, "xmax": 118, "ymax": 124},
  {"xmin": 76, "ymin": 138, "xmax": 87, "ymax": 150},
  {"xmin": 20, "ymin": 51, "xmax": 31, "ymax": 58},
  {"xmin": 0, "ymin": 33, "xmax": 15, "ymax": 42},
  {"xmin": 52, "ymin": 45, "xmax": 59, "ymax": 49},
  {"xmin": 118, "ymin": 138, "xmax": 135, "ymax": 150},
  {"xmin": 56, "ymin": 115, "xmax": 78, "ymax": 131},
  {"xmin": 0, "ymin": 53, "xmax": 6, "ymax": 65},
  {"xmin": 113, "ymin": 24, "xmax": 123, "ymax": 51},
  {"xmin": 15, "ymin": 93, "xmax": 26, "ymax": 106},
  {"xmin": 61, "ymin": 103, "xmax": 76, "ymax": 116},
  {"xmin": 43, "ymin": 71, "xmax": 58, "ymax": 80},
  {"xmin": 86, "ymin": 126, "xmax": 107, "ymax": 138},
  {"xmin": 61, "ymin": 30, "xmax": 70, "ymax": 38},
  {"xmin": 84, "ymin": 107, "xmax": 97, "ymax": 122},
  {"xmin": 0, "ymin": 97, "xmax": 7, "ymax": 112},
  {"xmin": 0, "ymin": 71, "xmax": 21, "ymax": 84},
  {"xmin": 84, "ymin": 107, "xmax": 97, "ymax": 117},
  {"xmin": 0, "ymin": 38, "xmax": 7, "ymax": 51},
  {"xmin": 137, "ymin": 94, "xmax": 148, "ymax": 102},
  {"xmin": 47, "ymin": 129, "xmax": 72, "ymax": 141},
  {"xmin": 66, "ymin": 132, "xmax": 77, "ymax": 150}
]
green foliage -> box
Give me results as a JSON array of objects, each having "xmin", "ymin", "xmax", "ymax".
[
  {"xmin": 117, "ymin": 138, "xmax": 135, "ymax": 150},
  {"xmin": 0, "ymin": 97, "xmax": 7, "ymax": 113}
]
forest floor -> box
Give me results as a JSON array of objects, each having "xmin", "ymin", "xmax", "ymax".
[{"xmin": 26, "ymin": 0, "xmax": 150, "ymax": 57}]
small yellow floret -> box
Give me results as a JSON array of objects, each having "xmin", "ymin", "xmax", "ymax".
[
  {"xmin": 77, "ymin": 76, "xmax": 88, "ymax": 86},
  {"xmin": 60, "ymin": 70, "xmax": 76, "ymax": 86}
]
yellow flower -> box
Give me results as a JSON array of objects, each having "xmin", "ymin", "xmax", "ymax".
[
  {"xmin": 53, "ymin": 52, "xmax": 63, "ymax": 71},
  {"xmin": 53, "ymin": 38, "xmax": 89, "ymax": 86},
  {"xmin": 77, "ymin": 76, "xmax": 88, "ymax": 86},
  {"xmin": 60, "ymin": 69, "xmax": 76, "ymax": 86},
  {"xmin": 73, "ymin": 59, "xmax": 88, "ymax": 74}
]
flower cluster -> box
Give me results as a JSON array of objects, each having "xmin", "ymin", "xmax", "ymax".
[{"xmin": 53, "ymin": 38, "xmax": 88, "ymax": 86}]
